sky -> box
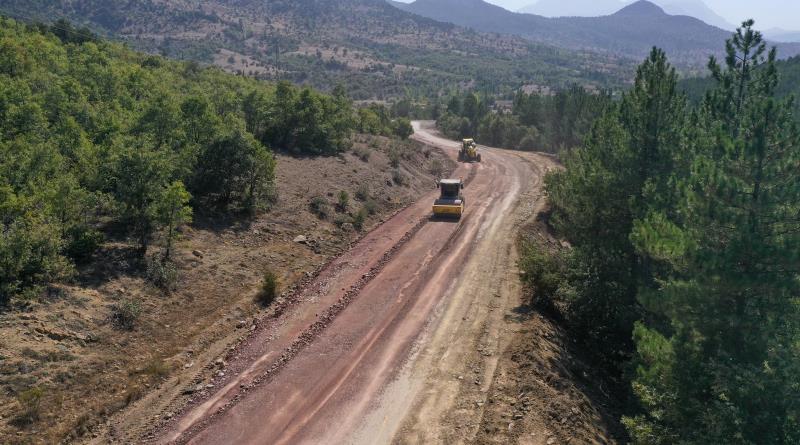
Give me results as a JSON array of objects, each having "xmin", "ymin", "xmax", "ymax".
[{"xmin": 395, "ymin": 0, "xmax": 800, "ymax": 30}]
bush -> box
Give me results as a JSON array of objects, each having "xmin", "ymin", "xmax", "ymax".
[
  {"xmin": 0, "ymin": 215, "xmax": 73, "ymax": 305},
  {"xmin": 337, "ymin": 190, "xmax": 350, "ymax": 212},
  {"xmin": 111, "ymin": 299, "xmax": 142, "ymax": 330},
  {"xmin": 257, "ymin": 269, "xmax": 280, "ymax": 306},
  {"xmin": 355, "ymin": 183, "xmax": 370, "ymax": 201},
  {"xmin": 146, "ymin": 255, "xmax": 178, "ymax": 293},
  {"xmin": 392, "ymin": 169, "xmax": 407, "ymax": 186},
  {"xmin": 16, "ymin": 387, "xmax": 44, "ymax": 425},
  {"xmin": 352, "ymin": 145, "xmax": 371, "ymax": 162},
  {"xmin": 364, "ymin": 198, "xmax": 379, "ymax": 215},
  {"xmin": 352, "ymin": 207, "xmax": 368, "ymax": 231},
  {"xmin": 65, "ymin": 225, "xmax": 104, "ymax": 263},
  {"xmin": 393, "ymin": 118, "xmax": 413, "ymax": 140},
  {"xmin": 429, "ymin": 159, "xmax": 445, "ymax": 179},
  {"xmin": 388, "ymin": 149, "xmax": 401, "ymax": 168},
  {"xmin": 141, "ymin": 359, "xmax": 170, "ymax": 377},
  {"xmin": 333, "ymin": 214, "xmax": 353, "ymax": 230},
  {"xmin": 519, "ymin": 243, "xmax": 569, "ymax": 310},
  {"xmin": 309, "ymin": 196, "xmax": 330, "ymax": 219}
]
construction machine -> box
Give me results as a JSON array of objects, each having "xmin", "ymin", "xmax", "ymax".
[
  {"xmin": 459, "ymin": 138, "xmax": 481, "ymax": 162},
  {"xmin": 432, "ymin": 178, "xmax": 465, "ymax": 218}
]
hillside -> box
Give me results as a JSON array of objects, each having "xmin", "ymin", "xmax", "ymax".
[
  {"xmin": 0, "ymin": 18, "xmax": 456, "ymax": 442},
  {"xmin": 0, "ymin": 0, "xmax": 634, "ymax": 99},
  {"xmin": 396, "ymin": 0, "xmax": 800, "ymax": 70}
]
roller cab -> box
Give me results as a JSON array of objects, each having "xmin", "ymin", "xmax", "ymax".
[{"xmin": 433, "ymin": 179, "xmax": 465, "ymax": 218}]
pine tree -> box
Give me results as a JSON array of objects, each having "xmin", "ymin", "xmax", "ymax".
[
  {"xmin": 545, "ymin": 48, "xmax": 686, "ymax": 364},
  {"xmin": 627, "ymin": 21, "xmax": 800, "ymax": 444}
]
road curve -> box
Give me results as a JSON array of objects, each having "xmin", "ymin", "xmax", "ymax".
[{"xmin": 154, "ymin": 121, "xmax": 557, "ymax": 445}]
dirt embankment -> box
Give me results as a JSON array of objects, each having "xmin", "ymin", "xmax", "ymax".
[
  {"xmin": 0, "ymin": 134, "xmax": 453, "ymax": 444},
  {"xmin": 470, "ymin": 217, "xmax": 628, "ymax": 445}
]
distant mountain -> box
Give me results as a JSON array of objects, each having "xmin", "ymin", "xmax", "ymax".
[
  {"xmin": 519, "ymin": 0, "xmax": 732, "ymax": 29},
  {"xmin": 396, "ymin": 0, "xmax": 800, "ymax": 68},
  {"xmin": 0, "ymin": 0, "xmax": 633, "ymax": 98},
  {"xmin": 765, "ymin": 29, "xmax": 800, "ymax": 43},
  {"xmin": 518, "ymin": 0, "xmax": 623, "ymax": 17},
  {"xmin": 657, "ymin": 1, "xmax": 733, "ymax": 30}
]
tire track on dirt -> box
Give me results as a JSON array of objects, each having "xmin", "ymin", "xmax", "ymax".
[{"xmin": 155, "ymin": 136, "xmax": 480, "ymax": 444}]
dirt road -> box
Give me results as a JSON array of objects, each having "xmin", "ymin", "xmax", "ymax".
[{"xmin": 154, "ymin": 122, "xmax": 557, "ymax": 444}]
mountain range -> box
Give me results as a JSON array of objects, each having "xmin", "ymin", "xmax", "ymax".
[
  {"xmin": 517, "ymin": 0, "xmax": 733, "ymax": 30},
  {"xmin": 0, "ymin": 0, "xmax": 633, "ymax": 98},
  {"xmin": 765, "ymin": 29, "xmax": 800, "ymax": 43},
  {"xmin": 393, "ymin": 0, "xmax": 800, "ymax": 68}
]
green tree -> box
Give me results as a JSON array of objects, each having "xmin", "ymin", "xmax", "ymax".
[
  {"xmin": 155, "ymin": 181, "xmax": 192, "ymax": 260},
  {"xmin": 193, "ymin": 124, "xmax": 276, "ymax": 212},
  {"xmin": 393, "ymin": 118, "xmax": 413, "ymax": 140},
  {"xmin": 113, "ymin": 142, "xmax": 172, "ymax": 255},
  {"xmin": 461, "ymin": 92, "xmax": 481, "ymax": 134},
  {"xmin": 626, "ymin": 22, "xmax": 800, "ymax": 444},
  {"xmin": 545, "ymin": 48, "xmax": 686, "ymax": 364}
]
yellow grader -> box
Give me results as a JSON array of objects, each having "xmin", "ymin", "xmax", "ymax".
[
  {"xmin": 458, "ymin": 138, "xmax": 481, "ymax": 162},
  {"xmin": 432, "ymin": 178, "xmax": 465, "ymax": 218}
]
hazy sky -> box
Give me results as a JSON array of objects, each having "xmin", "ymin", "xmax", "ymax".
[{"xmin": 396, "ymin": 0, "xmax": 800, "ymax": 30}]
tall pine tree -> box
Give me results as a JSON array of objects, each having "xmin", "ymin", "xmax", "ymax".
[
  {"xmin": 627, "ymin": 21, "xmax": 800, "ymax": 444},
  {"xmin": 545, "ymin": 48, "xmax": 687, "ymax": 365}
]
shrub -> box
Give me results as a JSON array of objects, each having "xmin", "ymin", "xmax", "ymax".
[
  {"xmin": 429, "ymin": 159, "xmax": 445, "ymax": 179},
  {"xmin": 146, "ymin": 255, "xmax": 178, "ymax": 293},
  {"xmin": 111, "ymin": 299, "xmax": 142, "ymax": 330},
  {"xmin": 309, "ymin": 196, "xmax": 330, "ymax": 219},
  {"xmin": 364, "ymin": 198, "xmax": 379, "ymax": 215},
  {"xmin": 388, "ymin": 149, "xmax": 401, "ymax": 168},
  {"xmin": 258, "ymin": 269, "xmax": 280, "ymax": 306},
  {"xmin": 392, "ymin": 169, "xmax": 406, "ymax": 186},
  {"xmin": 333, "ymin": 214, "xmax": 353, "ymax": 230},
  {"xmin": 16, "ymin": 387, "xmax": 44, "ymax": 425},
  {"xmin": 141, "ymin": 359, "xmax": 170, "ymax": 377},
  {"xmin": 393, "ymin": 117, "xmax": 413, "ymax": 140},
  {"xmin": 355, "ymin": 183, "xmax": 370, "ymax": 201},
  {"xmin": 337, "ymin": 190, "xmax": 350, "ymax": 212},
  {"xmin": 352, "ymin": 145, "xmax": 371, "ymax": 162},
  {"xmin": 518, "ymin": 243, "xmax": 569, "ymax": 310},
  {"xmin": 353, "ymin": 208, "xmax": 368, "ymax": 231},
  {"xmin": 65, "ymin": 225, "xmax": 104, "ymax": 263}
]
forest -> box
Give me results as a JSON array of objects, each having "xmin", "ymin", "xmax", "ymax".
[
  {"xmin": 436, "ymin": 86, "xmax": 612, "ymax": 153},
  {"xmin": 0, "ymin": 18, "xmax": 403, "ymax": 306},
  {"xmin": 522, "ymin": 22, "xmax": 800, "ymax": 443}
]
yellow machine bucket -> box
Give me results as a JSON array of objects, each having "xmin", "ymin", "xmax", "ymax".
[{"xmin": 432, "ymin": 203, "xmax": 464, "ymax": 217}]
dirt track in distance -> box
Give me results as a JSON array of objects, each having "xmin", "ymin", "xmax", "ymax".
[{"xmin": 146, "ymin": 122, "xmax": 558, "ymax": 445}]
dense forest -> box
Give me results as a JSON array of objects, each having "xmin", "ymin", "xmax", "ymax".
[
  {"xmin": 0, "ymin": 18, "xmax": 403, "ymax": 306},
  {"xmin": 523, "ymin": 21, "xmax": 800, "ymax": 443},
  {"xmin": 437, "ymin": 86, "xmax": 611, "ymax": 152}
]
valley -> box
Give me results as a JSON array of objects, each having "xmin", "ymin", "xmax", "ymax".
[{"xmin": 2, "ymin": 2, "xmax": 800, "ymax": 445}]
